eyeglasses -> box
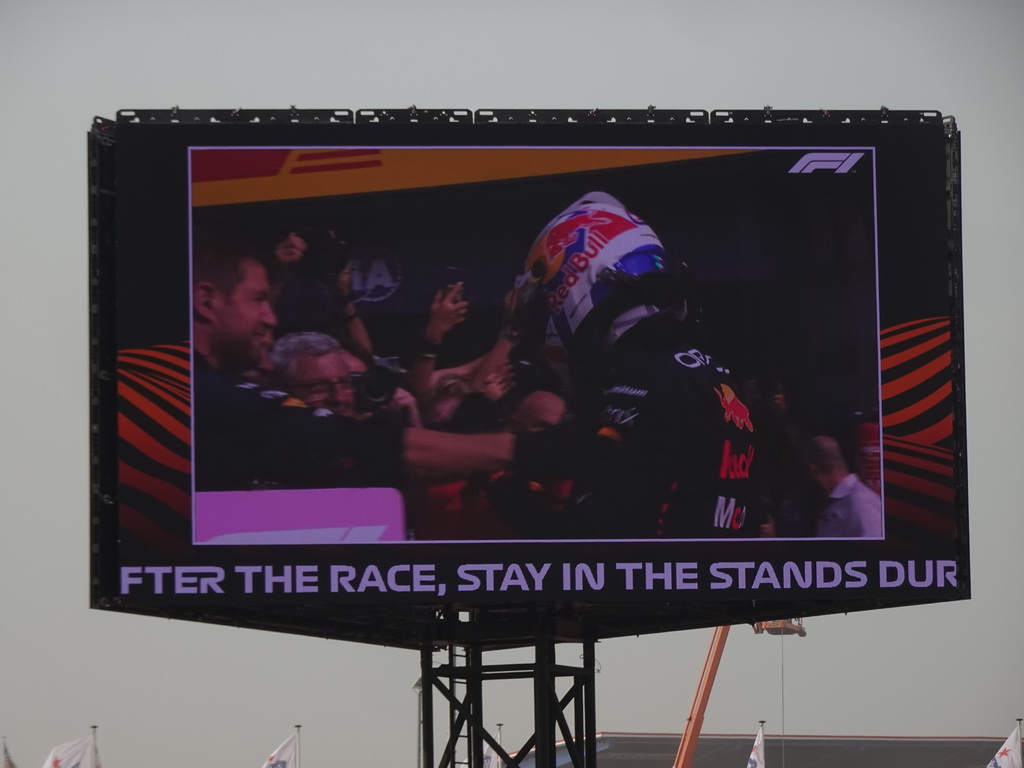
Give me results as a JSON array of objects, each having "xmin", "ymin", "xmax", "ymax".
[{"xmin": 292, "ymin": 378, "xmax": 354, "ymax": 398}]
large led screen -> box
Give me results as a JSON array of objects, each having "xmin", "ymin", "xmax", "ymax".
[{"xmin": 92, "ymin": 111, "xmax": 967, "ymax": 644}]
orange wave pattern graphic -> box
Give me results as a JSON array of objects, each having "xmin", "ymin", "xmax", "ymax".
[
  {"xmin": 116, "ymin": 344, "xmax": 192, "ymax": 555},
  {"xmin": 879, "ymin": 317, "xmax": 960, "ymax": 542}
]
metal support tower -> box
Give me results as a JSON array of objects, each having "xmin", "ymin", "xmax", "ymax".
[{"xmin": 418, "ymin": 617, "xmax": 597, "ymax": 768}]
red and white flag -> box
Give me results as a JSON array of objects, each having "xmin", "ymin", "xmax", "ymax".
[
  {"xmin": 988, "ymin": 725, "xmax": 1023, "ymax": 768},
  {"xmin": 261, "ymin": 733, "xmax": 298, "ymax": 768},
  {"xmin": 40, "ymin": 736, "xmax": 95, "ymax": 768},
  {"xmin": 746, "ymin": 725, "xmax": 765, "ymax": 768}
]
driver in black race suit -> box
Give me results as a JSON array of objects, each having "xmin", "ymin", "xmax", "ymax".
[{"xmin": 506, "ymin": 192, "xmax": 762, "ymax": 539}]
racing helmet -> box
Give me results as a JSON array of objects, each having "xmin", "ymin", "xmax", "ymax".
[{"xmin": 513, "ymin": 192, "xmax": 691, "ymax": 377}]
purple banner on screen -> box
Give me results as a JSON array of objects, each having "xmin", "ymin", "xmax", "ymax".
[{"xmin": 194, "ymin": 488, "xmax": 405, "ymax": 545}]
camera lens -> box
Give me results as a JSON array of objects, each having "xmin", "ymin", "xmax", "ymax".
[{"xmin": 362, "ymin": 367, "xmax": 394, "ymax": 403}]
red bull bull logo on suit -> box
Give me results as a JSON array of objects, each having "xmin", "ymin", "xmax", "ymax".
[{"xmin": 715, "ymin": 384, "xmax": 754, "ymax": 432}]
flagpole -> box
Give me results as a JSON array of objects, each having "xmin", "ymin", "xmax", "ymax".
[
  {"xmin": 91, "ymin": 725, "xmax": 98, "ymax": 768},
  {"xmin": 294, "ymin": 724, "xmax": 302, "ymax": 768},
  {"xmin": 1017, "ymin": 719, "xmax": 1021, "ymax": 760}
]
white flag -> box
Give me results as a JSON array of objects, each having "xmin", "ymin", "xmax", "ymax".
[
  {"xmin": 262, "ymin": 733, "xmax": 298, "ymax": 768},
  {"xmin": 746, "ymin": 725, "xmax": 765, "ymax": 768},
  {"xmin": 483, "ymin": 742, "xmax": 505, "ymax": 768},
  {"xmin": 988, "ymin": 726, "xmax": 1023, "ymax": 768},
  {"xmin": 40, "ymin": 736, "xmax": 95, "ymax": 768}
]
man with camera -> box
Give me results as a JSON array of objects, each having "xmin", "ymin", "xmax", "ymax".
[{"xmin": 269, "ymin": 332, "xmax": 422, "ymax": 427}]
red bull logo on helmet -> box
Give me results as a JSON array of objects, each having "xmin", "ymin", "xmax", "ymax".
[
  {"xmin": 531, "ymin": 208, "xmax": 636, "ymax": 314},
  {"xmin": 715, "ymin": 383, "xmax": 754, "ymax": 432}
]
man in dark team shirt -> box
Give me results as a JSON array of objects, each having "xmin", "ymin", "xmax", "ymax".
[
  {"xmin": 505, "ymin": 192, "xmax": 762, "ymax": 539},
  {"xmin": 192, "ymin": 237, "xmax": 517, "ymax": 493}
]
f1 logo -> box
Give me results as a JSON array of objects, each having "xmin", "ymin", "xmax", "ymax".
[{"xmin": 788, "ymin": 152, "xmax": 864, "ymax": 173}]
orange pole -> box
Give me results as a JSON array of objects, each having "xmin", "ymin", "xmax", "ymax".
[{"xmin": 673, "ymin": 625, "xmax": 731, "ymax": 768}]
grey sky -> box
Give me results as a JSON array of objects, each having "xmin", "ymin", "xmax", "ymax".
[{"xmin": 1, "ymin": 1, "xmax": 1022, "ymax": 766}]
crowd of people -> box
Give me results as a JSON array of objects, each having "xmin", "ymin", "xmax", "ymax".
[{"xmin": 191, "ymin": 192, "xmax": 882, "ymax": 541}]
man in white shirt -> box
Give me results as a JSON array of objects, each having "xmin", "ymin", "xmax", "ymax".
[{"xmin": 807, "ymin": 435, "xmax": 883, "ymax": 538}]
